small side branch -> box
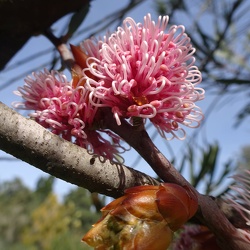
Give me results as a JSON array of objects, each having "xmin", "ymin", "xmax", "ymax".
[{"xmin": 43, "ymin": 29, "xmax": 75, "ymax": 70}]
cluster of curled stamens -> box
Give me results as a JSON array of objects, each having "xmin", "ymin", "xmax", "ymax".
[
  {"xmin": 13, "ymin": 13, "xmax": 204, "ymax": 162},
  {"xmin": 80, "ymin": 13, "xmax": 204, "ymax": 140},
  {"xmin": 224, "ymin": 170, "xmax": 250, "ymax": 226}
]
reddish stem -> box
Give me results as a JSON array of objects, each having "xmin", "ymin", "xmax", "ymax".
[{"xmin": 104, "ymin": 109, "xmax": 249, "ymax": 250}]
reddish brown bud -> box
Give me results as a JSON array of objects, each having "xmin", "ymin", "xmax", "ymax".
[
  {"xmin": 82, "ymin": 184, "xmax": 198, "ymax": 249},
  {"xmin": 70, "ymin": 44, "xmax": 98, "ymax": 88}
]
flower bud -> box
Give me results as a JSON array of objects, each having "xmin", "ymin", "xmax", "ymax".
[{"xmin": 82, "ymin": 183, "xmax": 198, "ymax": 250}]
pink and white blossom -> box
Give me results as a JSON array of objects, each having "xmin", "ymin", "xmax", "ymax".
[
  {"xmin": 224, "ymin": 170, "xmax": 250, "ymax": 227},
  {"xmin": 80, "ymin": 14, "xmax": 204, "ymax": 140},
  {"xmin": 13, "ymin": 69, "xmax": 95, "ymax": 138},
  {"xmin": 13, "ymin": 69, "xmax": 126, "ymax": 163}
]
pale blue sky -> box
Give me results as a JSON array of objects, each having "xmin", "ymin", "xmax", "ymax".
[{"xmin": 0, "ymin": 0, "xmax": 249, "ymax": 198}]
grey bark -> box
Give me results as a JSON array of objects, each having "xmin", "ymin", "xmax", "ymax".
[
  {"xmin": 0, "ymin": 102, "xmax": 158, "ymax": 198},
  {"xmin": 0, "ymin": 102, "xmax": 250, "ymax": 249}
]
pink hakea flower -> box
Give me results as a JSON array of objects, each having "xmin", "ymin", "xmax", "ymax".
[
  {"xmin": 172, "ymin": 225, "xmax": 221, "ymax": 250},
  {"xmin": 80, "ymin": 13, "xmax": 205, "ymax": 140},
  {"xmin": 13, "ymin": 69, "xmax": 126, "ymax": 163},
  {"xmin": 224, "ymin": 170, "xmax": 250, "ymax": 227},
  {"xmin": 223, "ymin": 169, "xmax": 250, "ymax": 244},
  {"xmin": 77, "ymin": 129, "xmax": 128, "ymax": 163},
  {"xmin": 13, "ymin": 69, "xmax": 95, "ymax": 139}
]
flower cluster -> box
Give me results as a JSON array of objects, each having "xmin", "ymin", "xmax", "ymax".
[
  {"xmin": 224, "ymin": 170, "xmax": 250, "ymax": 227},
  {"xmin": 13, "ymin": 69, "xmax": 126, "ymax": 163},
  {"xmin": 80, "ymin": 14, "xmax": 204, "ymax": 140},
  {"xmin": 14, "ymin": 69, "xmax": 93, "ymax": 137},
  {"xmin": 172, "ymin": 225, "xmax": 221, "ymax": 250},
  {"xmin": 14, "ymin": 13, "xmax": 204, "ymax": 162}
]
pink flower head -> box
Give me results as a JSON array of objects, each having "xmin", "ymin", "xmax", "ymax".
[
  {"xmin": 172, "ymin": 225, "xmax": 221, "ymax": 250},
  {"xmin": 224, "ymin": 170, "xmax": 250, "ymax": 227},
  {"xmin": 173, "ymin": 224, "xmax": 250, "ymax": 250},
  {"xmin": 13, "ymin": 69, "xmax": 95, "ymax": 138},
  {"xmin": 80, "ymin": 14, "xmax": 204, "ymax": 140},
  {"xmin": 13, "ymin": 69, "xmax": 126, "ymax": 163}
]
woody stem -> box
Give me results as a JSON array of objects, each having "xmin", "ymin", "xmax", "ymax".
[{"xmin": 104, "ymin": 108, "xmax": 249, "ymax": 250}]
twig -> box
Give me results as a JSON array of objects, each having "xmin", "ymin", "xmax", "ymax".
[{"xmin": 43, "ymin": 29, "xmax": 75, "ymax": 71}]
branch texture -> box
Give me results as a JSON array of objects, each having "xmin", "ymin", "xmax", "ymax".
[
  {"xmin": 0, "ymin": 102, "xmax": 158, "ymax": 197},
  {"xmin": 0, "ymin": 103, "xmax": 249, "ymax": 249}
]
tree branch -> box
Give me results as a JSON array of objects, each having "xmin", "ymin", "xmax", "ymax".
[
  {"xmin": 0, "ymin": 102, "xmax": 249, "ymax": 249},
  {"xmin": 0, "ymin": 102, "xmax": 158, "ymax": 198},
  {"xmin": 0, "ymin": 0, "xmax": 90, "ymax": 70},
  {"xmin": 103, "ymin": 110, "xmax": 250, "ymax": 250},
  {"xmin": 43, "ymin": 29, "xmax": 75, "ymax": 70}
]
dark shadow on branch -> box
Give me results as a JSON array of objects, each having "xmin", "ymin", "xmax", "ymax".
[{"xmin": 0, "ymin": 102, "xmax": 159, "ymax": 198}]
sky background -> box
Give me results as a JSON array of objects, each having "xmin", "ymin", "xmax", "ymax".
[{"xmin": 0, "ymin": 0, "xmax": 249, "ymax": 198}]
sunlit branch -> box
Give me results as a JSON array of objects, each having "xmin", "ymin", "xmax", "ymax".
[
  {"xmin": 44, "ymin": 29, "xmax": 75, "ymax": 71},
  {"xmin": 0, "ymin": 102, "xmax": 159, "ymax": 198}
]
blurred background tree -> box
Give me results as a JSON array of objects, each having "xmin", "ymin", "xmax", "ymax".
[{"xmin": 0, "ymin": 177, "xmax": 100, "ymax": 249}]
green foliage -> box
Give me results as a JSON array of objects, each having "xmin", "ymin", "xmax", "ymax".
[
  {"xmin": 63, "ymin": 187, "xmax": 102, "ymax": 233},
  {"xmin": 33, "ymin": 176, "xmax": 55, "ymax": 205},
  {"xmin": 179, "ymin": 143, "xmax": 235, "ymax": 196},
  {"xmin": 0, "ymin": 178, "xmax": 33, "ymax": 247},
  {"xmin": 21, "ymin": 193, "xmax": 71, "ymax": 249},
  {"xmin": 0, "ymin": 177, "xmax": 101, "ymax": 249},
  {"xmin": 51, "ymin": 231, "xmax": 93, "ymax": 250}
]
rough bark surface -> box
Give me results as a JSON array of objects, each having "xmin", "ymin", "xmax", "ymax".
[
  {"xmin": 0, "ymin": 103, "xmax": 249, "ymax": 250},
  {"xmin": 0, "ymin": 102, "xmax": 159, "ymax": 197}
]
